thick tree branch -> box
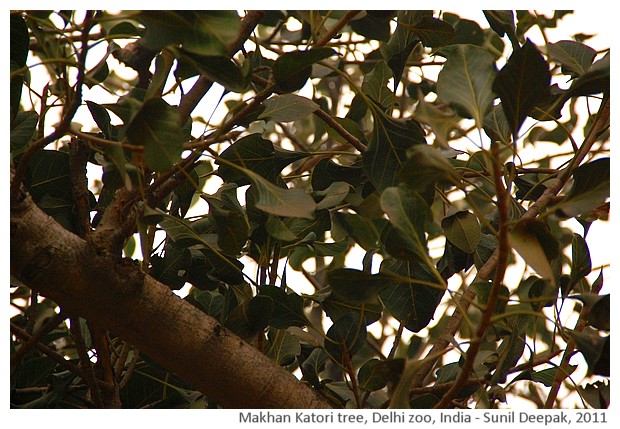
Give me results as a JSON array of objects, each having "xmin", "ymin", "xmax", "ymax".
[{"xmin": 11, "ymin": 175, "xmax": 330, "ymax": 409}]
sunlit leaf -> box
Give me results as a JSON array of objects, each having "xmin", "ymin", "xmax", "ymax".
[
  {"xmin": 441, "ymin": 210, "xmax": 481, "ymax": 253},
  {"xmin": 259, "ymin": 94, "xmax": 319, "ymax": 122}
]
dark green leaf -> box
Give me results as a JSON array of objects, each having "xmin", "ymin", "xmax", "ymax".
[
  {"xmin": 571, "ymin": 294, "xmax": 609, "ymax": 331},
  {"xmin": 380, "ymin": 11, "xmax": 426, "ymax": 91},
  {"xmin": 265, "ymin": 329, "xmax": 301, "ymax": 366},
  {"xmin": 138, "ymin": 11, "xmax": 240, "ymax": 56},
  {"xmin": 527, "ymin": 277, "xmax": 558, "ymax": 311},
  {"xmin": 547, "ymin": 40, "xmax": 596, "ymax": 78},
  {"xmin": 85, "ymin": 52, "xmax": 110, "ymax": 88},
  {"xmin": 567, "ymin": 52, "xmax": 609, "ymax": 98},
  {"xmin": 568, "ymin": 329, "xmax": 609, "ymax": 376},
  {"xmin": 358, "ymin": 359, "xmax": 388, "ymax": 391},
  {"xmin": 259, "ymin": 94, "xmax": 319, "ymax": 122},
  {"xmin": 24, "ymin": 150, "xmax": 72, "ymax": 201},
  {"xmin": 273, "ymin": 48, "xmax": 337, "ymax": 92},
  {"xmin": 192, "ymin": 290, "xmax": 226, "ymax": 320},
  {"xmin": 247, "ymin": 295, "xmax": 274, "ymax": 332},
  {"xmin": 11, "ymin": 111, "xmax": 39, "ymax": 158},
  {"xmin": 362, "ymin": 60, "xmax": 395, "ymax": 109},
  {"xmin": 327, "ymin": 268, "xmax": 389, "ymax": 304},
  {"xmin": 86, "ymin": 101, "xmax": 116, "ymax": 140},
  {"xmin": 350, "ymin": 12, "xmax": 392, "ymax": 42},
  {"xmin": 252, "ymin": 176, "xmax": 317, "ymax": 220},
  {"xmin": 570, "ymin": 233, "xmax": 592, "ymax": 286},
  {"xmin": 379, "ymin": 258, "xmax": 445, "ymax": 332},
  {"xmin": 399, "ymin": 144, "xmax": 460, "ymax": 192},
  {"xmin": 443, "ymin": 14, "xmax": 484, "ymax": 46},
  {"xmin": 437, "ymin": 44, "xmax": 497, "ymax": 128},
  {"xmin": 150, "ymin": 242, "xmax": 191, "ymax": 290},
  {"xmin": 172, "ymin": 49, "xmax": 249, "ymax": 92},
  {"xmin": 10, "ymin": 13, "xmax": 29, "ymax": 124},
  {"xmin": 334, "ymin": 212, "xmax": 384, "ymax": 251},
  {"xmin": 483, "ymin": 103, "xmax": 513, "ymax": 145},
  {"xmin": 441, "ymin": 210, "xmax": 481, "ymax": 253},
  {"xmin": 493, "ymin": 39, "xmax": 551, "ymax": 139},
  {"xmin": 514, "ymin": 365, "xmax": 577, "ymax": 387},
  {"xmin": 580, "ymin": 380, "xmax": 610, "ymax": 409},
  {"xmin": 300, "ymin": 347, "xmax": 329, "ymax": 387},
  {"xmin": 311, "ymin": 159, "xmax": 364, "ymax": 191},
  {"xmin": 363, "ymin": 113, "xmax": 426, "ymax": 191},
  {"xmin": 380, "ymin": 186, "xmax": 432, "ymax": 264},
  {"xmin": 404, "ymin": 16, "xmax": 455, "ymax": 47},
  {"xmin": 258, "ymin": 285, "xmax": 308, "ymax": 329},
  {"xmin": 483, "ymin": 10, "xmax": 517, "ymax": 46},
  {"xmin": 126, "ymin": 98, "xmax": 183, "ymax": 172},
  {"xmin": 217, "ymin": 133, "xmax": 310, "ymax": 185},
  {"xmin": 202, "ymin": 184, "xmax": 249, "ymax": 256},
  {"xmin": 555, "ymin": 158, "xmax": 609, "ymax": 219},
  {"xmin": 324, "ymin": 313, "xmax": 367, "ymax": 365}
]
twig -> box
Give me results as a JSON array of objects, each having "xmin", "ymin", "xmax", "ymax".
[
  {"xmin": 544, "ymin": 269, "xmax": 605, "ymax": 408},
  {"xmin": 313, "ymin": 108, "xmax": 367, "ymax": 153},
  {"xmin": 11, "ymin": 322, "xmax": 86, "ymax": 380},
  {"xmin": 410, "ymin": 96, "xmax": 610, "ymax": 389},
  {"xmin": 314, "ymin": 11, "xmax": 362, "ymax": 48},
  {"xmin": 433, "ymin": 140, "xmax": 511, "ymax": 408},
  {"xmin": 11, "ymin": 11, "xmax": 95, "ymax": 198},
  {"xmin": 11, "ymin": 312, "xmax": 67, "ymax": 366},
  {"xmin": 387, "ymin": 323, "xmax": 404, "ymax": 360},
  {"xmin": 70, "ymin": 317, "xmax": 105, "ymax": 408}
]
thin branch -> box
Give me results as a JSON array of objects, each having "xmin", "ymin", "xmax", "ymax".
[
  {"xmin": 11, "ymin": 312, "xmax": 67, "ymax": 366},
  {"xmin": 313, "ymin": 108, "xmax": 367, "ymax": 153},
  {"xmin": 11, "ymin": 322, "xmax": 86, "ymax": 380},
  {"xmin": 410, "ymin": 96, "xmax": 610, "ymax": 390},
  {"xmin": 314, "ymin": 11, "xmax": 362, "ymax": 48},
  {"xmin": 11, "ymin": 11, "xmax": 95, "ymax": 198},
  {"xmin": 434, "ymin": 140, "xmax": 511, "ymax": 409},
  {"xmin": 544, "ymin": 269, "xmax": 605, "ymax": 408},
  {"xmin": 69, "ymin": 317, "xmax": 105, "ymax": 408}
]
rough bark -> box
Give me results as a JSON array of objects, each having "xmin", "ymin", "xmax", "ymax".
[{"xmin": 10, "ymin": 180, "xmax": 330, "ymax": 409}]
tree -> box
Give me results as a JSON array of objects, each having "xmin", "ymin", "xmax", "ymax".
[{"xmin": 10, "ymin": 10, "xmax": 609, "ymax": 409}]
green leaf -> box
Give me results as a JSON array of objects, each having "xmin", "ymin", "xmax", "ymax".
[
  {"xmin": 126, "ymin": 98, "xmax": 183, "ymax": 172},
  {"xmin": 437, "ymin": 44, "xmax": 497, "ymax": 128},
  {"xmin": 380, "ymin": 186, "xmax": 432, "ymax": 264},
  {"xmin": 324, "ymin": 313, "xmax": 367, "ymax": 365},
  {"xmin": 258, "ymin": 285, "xmax": 309, "ymax": 329},
  {"xmin": 509, "ymin": 219, "xmax": 560, "ymax": 282},
  {"xmin": 363, "ymin": 113, "xmax": 426, "ymax": 191},
  {"xmin": 265, "ymin": 329, "xmax": 301, "ymax": 366},
  {"xmin": 311, "ymin": 159, "xmax": 364, "ymax": 191},
  {"xmin": 350, "ymin": 12, "xmax": 393, "ymax": 42},
  {"xmin": 314, "ymin": 181, "xmax": 351, "ymax": 210},
  {"xmin": 327, "ymin": 268, "xmax": 389, "ymax": 304},
  {"xmin": 335, "ymin": 212, "xmax": 384, "ymax": 251},
  {"xmin": 404, "ymin": 16, "xmax": 455, "ymax": 47},
  {"xmin": 580, "ymin": 380, "xmax": 610, "ymax": 409},
  {"xmin": 252, "ymin": 176, "xmax": 317, "ymax": 220},
  {"xmin": 555, "ymin": 158, "xmax": 609, "ymax": 219},
  {"xmin": 547, "ymin": 40, "xmax": 596, "ymax": 78},
  {"xmin": 258, "ymin": 94, "xmax": 320, "ymax": 122},
  {"xmin": 150, "ymin": 242, "xmax": 191, "ymax": 290},
  {"xmin": 192, "ymin": 290, "xmax": 225, "ymax": 319},
  {"xmin": 247, "ymin": 295, "xmax": 274, "ymax": 332},
  {"xmin": 202, "ymin": 184, "xmax": 250, "ymax": 256},
  {"xmin": 441, "ymin": 210, "xmax": 481, "ymax": 253},
  {"xmin": 172, "ymin": 49, "xmax": 249, "ymax": 92},
  {"xmin": 138, "ymin": 11, "xmax": 241, "ymax": 56},
  {"xmin": 566, "ymin": 52, "xmax": 609, "ymax": 98},
  {"xmin": 10, "ymin": 111, "xmax": 39, "ymax": 158},
  {"xmin": 380, "ymin": 11, "xmax": 425, "ymax": 91},
  {"xmin": 300, "ymin": 348, "xmax": 330, "ymax": 388},
  {"xmin": 483, "ymin": 10, "xmax": 517, "ymax": 46},
  {"xmin": 483, "ymin": 103, "xmax": 513, "ymax": 145},
  {"xmin": 399, "ymin": 144, "xmax": 460, "ymax": 192},
  {"xmin": 217, "ymin": 134, "xmax": 310, "ymax": 185},
  {"xmin": 379, "ymin": 258, "xmax": 445, "ymax": 332},
  {"xmin": 568, "ymin": 329, "xmax": 609, "ymax": 376},
  {"xmin": 493, "ymin": 39, "xmax": 551, "ymax": 139},
  {"xmin": 413, "ymin": 96, "xmax": 463, "ymax": 148},
  {"xmin": 358, "ymin": 359, "xmax": 388, "ymax": 391},
  {"xmin": 361, "ymin": 60, "xmax": 395, "ymax": 109},
  {"xmin": 272, "ymin": 48, "xmax": 338, "ymax": 92},
  {"xmin": 24, "ymin": 150, "xmax": 72, "ymax": 201},
  {"xmin": 570, "ymin": 233, "xmax": 592, "ymax": 286},
  {"xmin": 514, "ymin": 365, "xmax": 577, "ymax": 387}
]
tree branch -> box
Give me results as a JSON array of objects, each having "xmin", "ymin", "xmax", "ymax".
[{"xmin": 11, "ymin": 174, "xmax": 330, "ymax": 409}]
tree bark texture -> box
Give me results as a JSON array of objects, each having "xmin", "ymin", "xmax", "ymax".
[{"xmin": 10, "ymin": 180, "xmax": 330, "ymax": 409}]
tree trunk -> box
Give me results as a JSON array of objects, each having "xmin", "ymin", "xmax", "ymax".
[{"xmin": 10, "ymin": 180, "xmax": 330, "ymax": 409}]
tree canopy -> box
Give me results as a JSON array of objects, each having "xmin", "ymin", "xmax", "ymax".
[{"xmin": 10, "ymin": 10, "xmax": 609, "ymax": 410}]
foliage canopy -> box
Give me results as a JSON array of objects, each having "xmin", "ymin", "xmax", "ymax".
[{"xmin": 10, "ymin": 10, "xmax": 609, "ymax": 409}]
